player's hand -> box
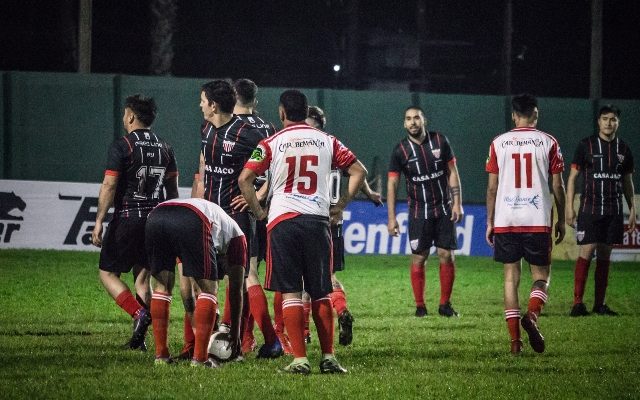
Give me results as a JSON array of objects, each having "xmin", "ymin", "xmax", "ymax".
[
  {"xmin": 627, "ymin": 208, "xmax": 637, "ymax": 233},
  {"xmin": 485, "ymin": 225, "xmax": 494, "ymax": 247},
  {"xmin": 230, "ymin": 194, "xmax": 249, "ymax": 212},
  {"xmin": 565, "ymin": 208, "xmax": 576, "ymax": 229},
  {"xmin": 554, "ymin": 220, "xmax": 566, "ymax": 245},
  {"xmin": 329, "ymin": 205, "xmax": 343, "ymax": 225},
  {"xmin": 450, "ymin": 204, "xmax": 463, "ymax": 223},
  {"xmin": 388, "ymin": 219, "xmax": 399, "ymax": 236},
  {"xmin": 368, "ymin": 191, "xmax": 383, "ymax": 207},
  {"xmin": 91, "ymin": 223, "xmax": 103, "ymax": 248}
]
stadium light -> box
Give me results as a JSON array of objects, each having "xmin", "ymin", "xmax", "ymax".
[{"xmin": 333, "ymin": 64, "xmax": 341, "ymax": 72}]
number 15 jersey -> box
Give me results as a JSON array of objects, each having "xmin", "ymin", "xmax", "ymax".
[
  {"xmin": 244, "ymin": 123, "xmax": 356, "ymax": 229},
  {"xmin": 485, "ymin": 127, "xmax": 564, "ymax": 233}
]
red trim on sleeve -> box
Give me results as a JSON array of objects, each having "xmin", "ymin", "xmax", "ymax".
[
  {"xmin": 388, "ymin": 171, "xmax": 400, "ymax": 178},
  {"xmin": 485, "ymin": 143, "xmax": 499, "ymax": 173},
  {"xmin": 166, "ymin": 172, "xmax": 179, "ymax": 177},
  {"xmin": 448, "ymin": 157, "xmax": 457, "ymax": 166},
  {"xmin": 105, "ymin": 170, "xmax": 119, "ymax": 177}
]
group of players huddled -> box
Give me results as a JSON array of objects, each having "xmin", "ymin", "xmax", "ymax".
[{"xmin": 91, "ymin": 79, "xmax": 636, "ymax": 372}]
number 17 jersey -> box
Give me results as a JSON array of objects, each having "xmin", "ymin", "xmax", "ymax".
[{"xmin": 485, "ymin": 127, "xmax": 564, "ymax": 233}]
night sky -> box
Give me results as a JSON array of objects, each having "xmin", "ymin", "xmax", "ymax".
[{"xmin": 1, "ymin": 0, "xmax": 639, "ymax": 99}]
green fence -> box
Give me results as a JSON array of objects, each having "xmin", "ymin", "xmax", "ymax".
[{"xmin": 2, "ymin": 71, "xmax": 638, "ymax": 203}]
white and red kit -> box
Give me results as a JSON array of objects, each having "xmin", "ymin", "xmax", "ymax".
[
  {"xmin": 486, "ymin": 127, "xmax": 564, "ymax": 233},
  {"xmin": 244, "ymin": 123, "xmax": 357, "ymax": 229}
]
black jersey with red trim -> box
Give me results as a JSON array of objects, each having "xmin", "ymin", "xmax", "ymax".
[
  {"xmin": 200, "ymin": 116, "xmax": 264, "ymax": 214},
  {"xmin": 104, "ymin": 128, "xmax": 178, "ymax": 218},
  {"xmin": 571, "ymin": 134, "xmax": 634, "ymax": 216},
  {"xmin": 235, "ymin": 113, "xmax": 276, "ymax": 190},
  {"xmin": 388, "ymin": 131, "xmax": 455, "ymax": 219}
]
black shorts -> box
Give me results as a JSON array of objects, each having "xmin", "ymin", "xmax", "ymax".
[
  {"xmin": 99, "ymin": 216, "xmax": 148, "ymax": 273},
  {"xmin": 576, "ymin": 213, "xmax": 624, "ymax": 245},
  {"xmin": 408, "ymin": 215, "xmax": 458, "ymax": 254},
  {"xmin": 231, "ymin": 212, "xmax": 255, "ymax": 276},
  {"xmin": 331, "ymin": 224, "xmax": 345, "ymax": 272},
  {"xmin": 145, "ymin": 206, "xmax": 220, "ymax": 281},
  {"xmin": 265, "ymin": 215, "xmax": 332, "ymax": 300},
  {"xmin": 252, "ymin": 217, "xmax": 267, "ymax": 263},
  {"xmin": 493, "ymin": 232, "xmax": 551, "ymax": 266}
]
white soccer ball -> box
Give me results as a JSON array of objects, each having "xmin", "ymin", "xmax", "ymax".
[{"xmin": 208, "ymin": 331, "xmax": 233, "ymax": 362}]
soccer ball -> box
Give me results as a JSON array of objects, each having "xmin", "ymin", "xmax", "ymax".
[{"xmin": 208, "ymin": 331, "xmax": 233, "ymax": 362}]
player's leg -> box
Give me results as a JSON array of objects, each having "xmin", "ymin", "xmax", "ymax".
[
  {"xmin": 329, "ymin": 227, "xmax": 354, "ymax": 345},
  {"xmin": 571, "ymin": 212, "xmax": 598, "ymax": 316},
  {"xmin": 503, "ymin": 262, "xmax": 522, "ymax": 354},
  {"xmin": 176, "ymin": 261, "xmax": 196, "ymax": 360},
  {"xmin": 302, "ymin": 290, "xmax": 312, "ymax": 343},
  {"xmin": 435, "ymin": 216, "xmax": 459, "ymax": 317},
  {"xmin": 150, "ymin": 269, "xmax": 175, "ymax": 364},
  {"xmin": 408, "ymin": 216, "xmax": 429, "ymax": 316},
  {"xmin": 191, "ymin": 277, "xmax": 219, "ymax": 365},
  {"xmin": 593, "ymin": 243, "xmax": 616, "ymax": 315},
  {"xmin": 246, "ymin": 254, "xmax": 279, "ymax": 355}
]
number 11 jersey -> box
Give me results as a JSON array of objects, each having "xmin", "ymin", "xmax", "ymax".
[{"xmin": 485, "ymin": 127, "xmax": 564, "ymax": 233}]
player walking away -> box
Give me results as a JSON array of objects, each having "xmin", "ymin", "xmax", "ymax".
[
  {"xmin": 91, "ymin": 94, "xmax": 179, "ymax": 350},
  {"xmin": 387, "ymin": 106, "xmax": 463, "ymax": 318},
  {"xmin": 195, "ymin": 79, "xmax": 283, "ymax": 358},
  {"xmin": 485, "ymin": 94, "xmax": 566, "ymax": 355},
  {"xmin": 146, "ymin": 198, "xmax": 246, "ymax": 368},
  {"xmin": 239, "ymin": 90, "xmax": 367, "ymax": 374},
  {"xmin": 305, "ymin": 105, "xmax": 383, "ymax": 346},
  {"xmin": 566, "ymin": 105, "xmax": 636, "ymax": 317}
]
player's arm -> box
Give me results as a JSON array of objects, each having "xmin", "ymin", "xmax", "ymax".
[
  {"xmin": 448, "ymin": 160, "xmax": 463, "ymax": 223},
  {"xmin": 485, "ymin": 173, "xmax": 498, "ymax": 247},
  {"xmin": 360, "ymin": 178, "xmax": 383, "ymax": 206},
  {"xmin": 565, "ymin": 167, "xmax": 580, "ymax": 228},
  {"xmin": 164, "ymin": 174, "xmax": 179, "ymax": 200},
  {"xmin": 551, "ymin": 172, "xmax": 567, "ymax": 244},
  {"xmin": 331, "ymin": 160, "xmax": 367, "ymax": 225},
  {"xmin": 91, "ymin": 174, "xmax": 118, "ymax": 248},
  {"xmin": 387, "ymin": 173, "xmax": 400, "ymax": 236},
  {"xmin": 238, "ymin": 168, "xmax": 267, "ymax": 220},
  {"xmin": 622, "ymin": 173, "xmax": 637, "ymax": 232},
  {"xmin": 193, "ymin": 153, "xmax": 205, "ymax": 198}
]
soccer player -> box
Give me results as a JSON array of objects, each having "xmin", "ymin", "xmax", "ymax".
[
  {"xmin": 238, "ymin": 89, "xmax": 367, "ymax": 374},
  {"xmin": 195, "ymin": 79, "xmax": 283, "ymax": 358},
  {"xmin": 146, "ymin": 198, "xmax": 246, "ymax": 367},
  {"xmin": 566, "ymin": 105, "xmax": 636, "ymax": 317},
  {"xmin": 485, "ymin": 93, "xmax": 566, "ymax": 355},
  {"xmin": 229, "ymin": 78, "xmax": 283, "ymax": 354},
  {"xmin": 306, "ymin": 105, "xmax": 383, "ymax": 346},
  {"xmin": 91, "ymin": 94, "xmax": 179, "ymax": 350},
  {"xmin": 387, "ymin": 106, "xmax": 463, "ymax": 318}
]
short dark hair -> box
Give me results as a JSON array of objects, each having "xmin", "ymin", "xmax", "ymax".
[
  {"xmin": 279, "ymin": 90, "xmax": 308, "ymax": 122},
  {"xmin": 233, "ymin": 78, "xmax": 258, "ymax": 106},
  {"xmin": 201, "ymin": 79, "xmax": 235, "ymax": 113},
  {"xmin": 511, "ymin": 93, "xmax": 538, "ymax": 118},
  {"xmin": 598, "ymin": 104, "xmax": 621, "ymax": 118},
  {"xmin": 307, "ymin": 106, "xmax": 326, "ymax": 129},
  {"xmin": 404, "ymin": 106, "xmax": 424, "ymax": 116},
  {"xmin": 125, "ymin": 94, "xmax": 157, "ymax": 126}
]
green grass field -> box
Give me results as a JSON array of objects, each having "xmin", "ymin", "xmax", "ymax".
[{"xmin": 0, "ymin": 249, "xmax": 639, "ymax": 399}]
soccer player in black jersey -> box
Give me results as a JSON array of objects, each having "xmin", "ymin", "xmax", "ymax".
[
  {"xmin": 195, "ymin": 79, "xmax": 283, "ymax": 358},
  {"xmin": 566, "ymin": 105, "xmax": 636, "ymax": 317},
  {"xmin": 387, "ymin": 106, "xmax": 463, "ymax": 318},
  {"xmin": 91, "ymin": 94, "xmax": 179, "ymax": 350}
]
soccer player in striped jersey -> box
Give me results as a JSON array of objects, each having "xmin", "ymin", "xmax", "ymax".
[
  {"xmin": 566, "ymin": 105, "xmax": 636, "ymax": 317},
  {"xmin": 239, "ymin": 89, "xmax": 367, "ymax": 374},
  {"xmin": 91, "ymin": 94, "xmax": 179, "ymax": 350},
  {"xmin": 485, "ymin": 94, "xmax": 566, "ymax": 355},
  {"xmin": 387, "ymin": 106, "xmax": 463, "ymax": 318}
]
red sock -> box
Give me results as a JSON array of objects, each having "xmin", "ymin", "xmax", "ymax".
[
  {"xmin": 573, "ymin": 257, "xmax": 590, "ymax": 305},
  {"xmin": 439, "ymin": 262, "xmax": 455, "ymax": 305},
  {"xmin": 594, "ymin": 258, "xmax": 610, "ymax": 307},
  {"xmin": 183, "ymin": 312, "xmax": 194, "ymax": 350},
  {"xmin": 528, "ymin": 287, "xmax": 548, "ymax": 317},
  {"xmin": 504, "ymin": 309, "xmax": 520, "ymax": 341},
  {"xmin": 115, "ymin": 290, "xmax": 144, "ymax": 318},
  {"xmin": 221, "ymin": 286, "xmax": 231, "ymax": 326},
  {"xmin": 330, "ymin": 288, "xmax": 348, "ymax": 316},
  {"xmin": 312, "ymin": 297, "xmax": 334, "ymax": 355},
  {"xmin": 303, "ymin": 298, "xmax": 311, "ymax": 336},
  {"xmin": 193, "ymin": 293, "xmax": 217, "ymax": 362},
  {"xmin": 243, "ymin": 313, "xmax": 255, "ymax": 341},
  {"xmin": 151, "ymin": 292, "xmax": 171, "ymax": 358},
  {"xmin": 410, "ymin": 264, "xmax": 425, "ymax": 307},
  {"xmin": 282, "ymin": 298, "xmax": 306, "ymax": 358},
  {"xmin": 273, "ymin": 291, "xmax": 284, "ymax": 334},
  {"xmin": 248, "ymin": 285, "xmax": 277, "ymax": 345}
]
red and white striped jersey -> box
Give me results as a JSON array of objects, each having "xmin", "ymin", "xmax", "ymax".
[
  {"xmin": 244, "ymin": 123, "xmax": 357, "ymax": 229},
  {"xmin": 157, "ymin": 198, "xmax": 244, "ymax": 252},
  {"xmin": 486, "ymin": 127, "xmax": 564, "ymax": 233}
]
